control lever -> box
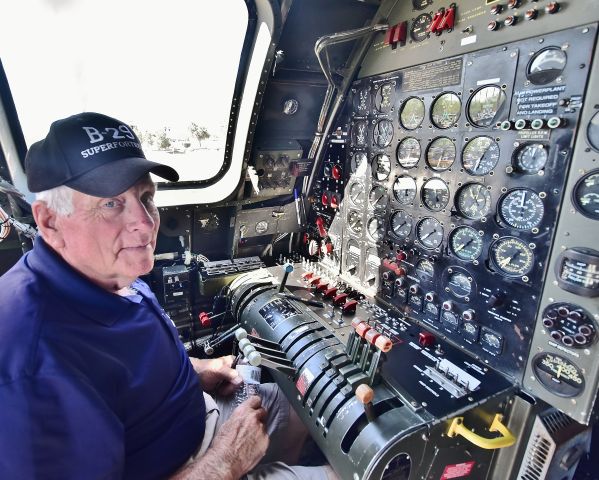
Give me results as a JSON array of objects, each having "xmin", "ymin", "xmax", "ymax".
[
  {"xmin": 204, "ymin": 326, "xmax": 247, "ymax": 355},
  {"xmin": 279, "ymin": 262, "xmax": 294, "ymax": 293},
  {"xmin": 237, "ymin": 337, "xmax": 296, "ymax": 375},
  {"xmin": 278, "ymin": 293, "xmax": 324, "ymax": 308},
  {"xmin": 355, "ymin": 384, "xmax": 376, "ymax": 422}
]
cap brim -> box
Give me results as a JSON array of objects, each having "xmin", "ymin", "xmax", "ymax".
[{"xmin": 65, "ymin": 157, "xmax": 179, "ymax": 197}]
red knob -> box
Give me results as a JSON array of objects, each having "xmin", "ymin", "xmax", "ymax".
[
  {"xmin": 330, "ymin": 194, "xmax": 339, "ymax": 209},
  {"xmin": 332, "ymin": 165, "xmax": 342, "ymax": 180},
  {"xmin": 315, "ymin": 217, "xmax": 327, "ymax": 237},
  {"xmin": 324, "ymin": 242, "xmax": 334, "ymax": 254},
  {"xmin": 199, "ymin": 312, "xmax": 211, "ymax": 328},
  {"xmin": 321, "ymin": 193, "xmax": 329, "ymax": 206},
  {"xmin": 396, "ymin": 251, "xmax": 407, "ymax": 262},
  {"xmin": 418, "ymin": 331, "xmax": 435, "ymax": 348}
]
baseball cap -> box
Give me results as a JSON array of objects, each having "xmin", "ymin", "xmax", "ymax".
[{"xmin": 25, "ymin": 112, "xmax": 179, "ymax": 197}]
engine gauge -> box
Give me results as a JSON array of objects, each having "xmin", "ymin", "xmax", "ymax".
[
  {"xmin": 499, "ymin": 189, "xmax": 544, "ymax": 230},
  {"xmin": 456, "ymin": 183, "xmax": 491, "ymax": 219},
  {"xmin": 353, "ymin": 86, "xmax": 371, "ymax": 114},
  {"xmin": 347, "ymin": 210, "xmax": 363, "ymax": 235},
  {"xmin": 415, "ymin": 258, "xmax": 435, "ymax": 282},
  {"xmin": 449, "ymin": 226, "xmax": 483, "ymax": 261},
  {"xmin": 441, "ymin": 311, "xmax": 460, "ymax": 330},
  {"xmin": 462, "ymin": 136, "xmax": 500, "ymax": 175},
  {"xmin": 351, "ymin": 152, "xmax": 368, "ymax": 175},
  {"xmin": 431, "ymin": 92, "xmax": 461, "ymax": 129},
  {"xmin": 447, "ymin": 271, "xmax": 472, "ymax": 298},
  {"xmin": 399, "ymin": 97, "xmax": 425, "ymax": 130},
  {"xmin": 348, "ymin": 181, "xmax": 365, "ymax": 207},
  {"xmin": 375, "ymin": 82, "xmax": 395, "ymax": 113},
  {"xmin": 369, "ymin": 185, "xmax": 388, "ymax": 210},
  {"xmin": 393, "ymin": 175, "xmax": 417, "ymax": 205},
  {"xmin": 372, "ymin": 154, "xmax": 391, "ymax": 181},
  {"xmin": 527, "ymin": 47, "xmax": 567, "ymax": 86},
  {"xmin": 426, "ymin": 137, "xmax": 456, "ymax": 171},
  {"xmin": 390, "ymin": 210, "xmax": 413, "ymax": 238},
  {"xmin": 513, "ymin": 143, "xmax": 548, "ymax": 174},
  {"xmin": 573, "ymin": 170, "xmax": 599, "ymax": 220},
  {"xmin": 422, "ymin": 178, "xmax": 450, "ymax": 211},
  {"xmin": 397, "ymin": 137, "xmax": 421, "ymax": 169},
  {"xmin": 367, "ymin": 216, "xmax": 385, "ymax": 242},
  {"xmin": 351, "ymin": 121, "xmax": 368, "ymax": 147},
  {"xmin": 255, "ymin": 221, "xmax": 269, "ymax": 234},
  {"xmin": 467, "ymin": 86, "xmax": 507, "ymax": 128},
  {"xmin": 374, "ymin": 119, "xmax": 394, "ymax": 148},
  {"xmin": 490, "ymin": 237, "xmax": 534, "ymax": 277},
  {"xmin": 532, "ymin": 353, "xmax": 584, "ymax": 397},
  {"xmin": 410, "ymin": 13, "xmax": 432, "ymax": 42},
  {"xmin": 480, "ymin": 328, "xmax": 503, "ymax": 355},
  {"xmin": 417, "ymin": 217, "xmax": 444, "ymax": 249},
  {"xmin": 555, "ymin": 247, "xmax": 599, "ymax": 297}
]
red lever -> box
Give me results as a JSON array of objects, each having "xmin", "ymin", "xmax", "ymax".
[
  {"xmin": 301, "ymin": 271, "xmax": 314, "ymax": 280},
  {"xmin": 317, "ymin": 282, "xmax": 329, "ymax": 292},
  {"xmin": 419, "ymin": 331, "xmax": 435, "ymax": 348},
  {"xmin": 355, "ymin": 321, "xmax": 371, "ymax": 338},
  {"xmin": 384, "ymin": 25, "xmax": 396, "ymax": 45},
  {"xmin": 428, "ymin": 10, "xmax": 445, "ymax": 34},
  {"xmin": 315, "ymin": 217, "xmax": 328, "ymax": 237},
  {"xmin": 324, "ymin": 287, "xmax": 338, "ymax": 298},
  {"xmin": 333, "ymin": 293, "xmax": 348, "ymax": 306},
  {"xmin": 199, "ymin": 312, "xmax": 211, "ymax": 328},
  {"xmin": 393, "ymin": 21, "xmax": 407, "ymax": 45},
  {"xmin": 309, "ymin": 276, "xmax": 322, "ymax": 286},
  {"xmin": 343, "ymin": 299, "xmax": 358, "ymax": 314},
  {"xmin": 439, "ymin": 6, "xmax": 455, "ymax": 31}
]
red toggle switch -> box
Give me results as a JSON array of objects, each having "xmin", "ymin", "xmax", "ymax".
[
  {"xmin": 324, "ymin": 287, "xmax": 338, "ymax": 298},
  {"xmin": 332, "ymin": 165, "xmax": 342, "ymax": 180},
  {"xmin": 342, "ymin": 299, "xmax": 358, "ymax": 314},
  {"xmin": 333, "ymin": 293, "xmax": 348, "ymax": 306},
  {"xmin": 393, "ymin": 21, "xmax": 407, "ymax": 45},
  {"xmin": 309, "ymin": 276, "xmax": 321, "ymax": 286},
  {"xmin": 419, "ymin": 331, "xmax": 435, "ymax": 348},
  {"xmin": 317, "ymin": 282, "xmax": 329, "ymax": 292},
  {"xmin": 428, "ymin": 9, "xmax": 445, "ymax": 34},
  {"xmin": 315, "ymin": 217, "xmax": 328, "ymax": 238},
  {"xmin": 384, "ymin": 25, "xmax": 396, "ymax": 45},
  {"xmin": 302, "ymin": 271, "xmax": 314, "ymax": 280},
  {"xmin": 439, "ymin": 5, "xmax": 455, "ymax": 31}
]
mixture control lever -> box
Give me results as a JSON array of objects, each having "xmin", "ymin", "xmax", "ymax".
[{"xmin": 279, "ymin": 262, "xmax": 294, "ymax": 292}]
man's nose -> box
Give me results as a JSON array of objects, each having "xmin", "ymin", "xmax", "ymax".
[{"xmin": 126, "ymin": 199, "xmax": 156, "ymax": 231}]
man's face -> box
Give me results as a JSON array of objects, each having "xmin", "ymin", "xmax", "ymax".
[{"xmin": 54, "ymin": 176, "xmax": 159, "ymax": 291}]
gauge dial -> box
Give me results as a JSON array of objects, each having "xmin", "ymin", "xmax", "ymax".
[
  {"xmin": 411, "ymin": 13, "xmax": 431, "ymax": 42},
  {"xmin": 415, "ymin": 259, "xmax": 435, "ymax": 282},
  {"xmin": 351, "ymin": 121, "xmax": 368, "ymax": 147},
  {"xmin": 374, "ymin": 119, "xmax": 394, "ymax": 147},
  {"xmin": 448, "ymin": 271, "xmax": 472, "ymax": 298},
  {"xmin": 462, "ymin": 136, "xmax": 500, "ymax": 175},
  {"xmin": 400, "ymin": 97, "xmax": 425, "ymax": 130},
  {"xmin": 450, "ymin": 226, "xmax": 483, "ymax": 261},
  {"xmin": 367, "ymin": 217, "xmax": 385, "ymax": 242},
  {"xmin": 353, "ymin": 86, "xmax": 371, "ymax": 114},
  {"xmin": 351, "ymin": 152, "xmax": 368, "ymax": 175},
  {"xmin": 255, "ymin": 221, "xmax": 268, "ymax": 234},
  {"xmin": 417, "ymin": 217, "xmax": 444, "ymax": 249},
  {"xmin": 372, "ymin": 154, "xmax": 391, "ymax": 181},
  {"xmin": 348, "ymin": 181, "xmax": 365, "ymax": 207},
  {"xmin": 422, "ymin": 178, "xmax": 450, "ymax": 211},
  {"xmin": 347, "ymin": 210, "xmax": 363, "ymax": 235},
  {"xmin": 490, "ymin": 237, "xmax": 534, "ymax": 277},
  {"xmin": 375, "ymin": 82, "xmax": 395, "ymax": 113},
  {"xmin": 532, "ymin": 353, "xmax": 584, "ymax": 397},
  {"xmin": 393, "ymin": 175, "xmax": 417, "ymax": 205},
  {"xmin": 397, "ymin": 137, "xmax": 421, "ymax": 169},
  {"xmin": 480, "ymin": 329, "xmax": 503, "ymax": 354},
  {"xmin": 390, "ymin": 210, "xmax": 413, "ymax": 238},
  {"xmin": 426, "ymin": 137, "xmax": 456, "ymax": 171},
  {"xmin": 441, "ymin": 311, "xmax": 460, "ymax": 330},
  {"xmin": 467, "ymin": 86, "xmax": 507, "ymax": 128},
  {"xmin": 513, "ymin": 143, "xmax": 548, "ymax": 174},
  {"xmin": 588, "ymin": 111, "xmax": 599, "ymax": 152},
  {"xmin": 573, "ymin": 170, "xmax": 599, "ymax": 219},
  {"xmin": 499, "ymin": 189, "xmax": 544, "ymax": 230},
  {"xmin": 431, "ymin": 92, "xmax": 461, "ymax": 129},
  {"xmin": 456, "ymin": 183, "xmax": 492, "ymax": 219},
  {"xmin": 527, "ymin": 47, "xmax": 567, "ymax": 86},
  {"xmin": 369, "ymin": 185, "xmax": 388, "ymax": 210}
]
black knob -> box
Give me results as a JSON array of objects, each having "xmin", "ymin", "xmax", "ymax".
[
  {"xmin": 487, "ymin": 292, "xmax": 505, "ymax": 308},
  {"xmin": 545, "ymin": 2, "xmax": 560, "ymax": 14},
  {"xmin": 507, "ymin": 0, "xmax": 520, "ymax": 9},
  {"xmin": 487, "ymin": 20, "xmax": 500, "ymax": 31},
  {"xmin": 504, "ymin": 15, "xmax": 518, "ymax": 26},
  {"xmin": 490, "ymin": 4, "xmax": 503, "ymax": 14},
  {"xmin": 525, "ymin": 8, "xmax": 538, "ymax": 20}
]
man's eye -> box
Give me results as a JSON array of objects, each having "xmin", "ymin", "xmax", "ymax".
[
  {"xmin": 142, "ymin": 193, "xmax": 155, "ymax": 206},
  {"xmin": 103, "ymin": 200, "xmax": 120, "ymax": 208}
]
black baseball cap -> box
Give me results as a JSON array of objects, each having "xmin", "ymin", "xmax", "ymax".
[{"xmin": 25, "ymin": 112, "xmax": 179, "ymax": 197}]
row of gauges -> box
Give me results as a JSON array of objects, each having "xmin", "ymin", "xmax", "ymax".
[{"xmin": 351, "ymin": 139, "xmax": 548, "ymax": 176}]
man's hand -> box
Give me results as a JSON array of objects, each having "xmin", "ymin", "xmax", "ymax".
[{"xmin": 189, "ymin": 356, "xmax": 242, "ymax": 396}]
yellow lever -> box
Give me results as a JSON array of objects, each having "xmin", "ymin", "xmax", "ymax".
[{"xmin": 446, "ymin": 414, "xmax": 516, "ymax": 450}]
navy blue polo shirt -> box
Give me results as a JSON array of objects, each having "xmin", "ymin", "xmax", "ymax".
[{"xmin": 0, "ymin": 237, "xmax": 205, "ymax": 479}]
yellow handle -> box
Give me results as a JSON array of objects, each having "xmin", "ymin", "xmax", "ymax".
[{"xmin": 446, "ymin": 414, "xmax": 516, "ymax": 450}]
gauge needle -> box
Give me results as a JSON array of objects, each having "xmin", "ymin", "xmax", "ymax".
[
  {"xmin": 474, "ymin": 152, "xmax": 483, "ymax": 172},
  {"xmin": 519, "ymin": 191, "xmax": 527, "ymax": 208},
  {"xmin": 421, "ymin": 229, "xmax": 436, "ymax": 240},
  {"xmin": 454, "ymin": 239, "xmax": 472, "ymax": 252},
  {"xmin": 556, "ymin": 364, "xmax": 562, "ymax": 379}
]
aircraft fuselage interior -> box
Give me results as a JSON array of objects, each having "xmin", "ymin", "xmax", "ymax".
[{"xmin": 1, "ymin": 0, "xmax": 599, "ymax": 478}]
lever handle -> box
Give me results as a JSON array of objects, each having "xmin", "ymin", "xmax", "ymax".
[{"xmin": 446, "ymin": 414, "xmax": 516, "ymax": 450}]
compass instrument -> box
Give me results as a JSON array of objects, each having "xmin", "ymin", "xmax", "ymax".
[
  {"xmin": 499, "ymin": 189, "xmax": 544, "ymax": 230},
  {"xmin": 467, "ymin": 86, "xmax": 507, "ymax": 128},
  {"xmin": 417, "ymin": 217, "xmax": 444, "ymax": 249},
  {"xmin": 393, "ymin": 175, "xmax": 417, "ymax": 205},
  {"xmin": 422, "ymin": 178, "xmax": 450, "ymax": 211},
  {"xmin": 431, "ymin": 92, "xmax": 461, "ymax": 129},
  {"xmin": 462, "ymin": 136, "xmax": 500, "ymax": 175},
  {"xmin": 456, "ymin": 183, "xmax": 492, "ymax": 219},
  {"xmin": 449, "ymin": 226, "xmax": 483, "ymax": 261},
  {"xmin": 397, "ymin": 137, "xmax": 421, "ymax": 169},
  {"xmin": 426, "ymin": 137, "xmax": 456, "ymax": 171},
  {"xmin": 527, "ymin": 47, "xmax": 567, "ymax": 85},
  {"xmin": 490, "ymin": 237, "xmax": 534, "ymax": 277},
  {"xmin": 400, "ymin": 97, "xmax": 425, "ymax": 130}
]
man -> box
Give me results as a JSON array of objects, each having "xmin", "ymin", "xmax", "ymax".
[{"xmin": 0, "ymin": 112, "xmax": 334, "ymax": 479}]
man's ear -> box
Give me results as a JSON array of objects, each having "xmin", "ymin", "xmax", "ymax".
[{"xmin": 32, "ymin": 200, "xmax": 65, "ymax": 249}]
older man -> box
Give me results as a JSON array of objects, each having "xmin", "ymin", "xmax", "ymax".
[{"xmin": 0, "ymin": 113, "xmax": 333, "ymax": 480}]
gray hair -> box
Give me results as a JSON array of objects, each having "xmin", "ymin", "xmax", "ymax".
[{"xmin": 35, "ymin": 185, "xmax": 74, "ymax": 216}]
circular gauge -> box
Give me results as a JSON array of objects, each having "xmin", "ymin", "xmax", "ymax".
[
  {"xmin": 456, "ymin": 183, "xmax": 492, "ymax": 219},
  {"xmin": 353, "ymin": 86, "xmax": 371, "ymax": 114},
  {"xmin": 490, "ymin": 237, "xmax": 534, "ymax": 277},
  {"xmin": 390, "ymin": 210, "xmax": 413, "ymax": 238},
  {"xmin": 411, "ymin": 14, "xmax": 431, "ymax": 42},
  {"xmin": 462, "ymin": 136, "xmax": 500, "ymax": 175},
  {"xmin": 573, "ymin": 170, "xmax": 599, "ymax": 220},
  {"xmin": 426, "ymin": 137, "xmax": 456, "ymax": 171},
  {"xmin": 412, "ymin": 0, "xmax": 431, "ymax": 10},
  {"xmin": 400, "ymin": 97, "xmax": 425, "ymax": 130},
  {"xmin": 532, "ymin": 353, "xmax": 584, "ymax": 397},
  {"xmin": 417, "ymin": 217, "xmax": 444, "ymax": 249},
  {"xmin": 351, "ymin": 121, "xmax": 368, "ymax": 147},
  {"xmin": 374, "ymin": 119, "xmax": 394, "ymax": 147},
  {"xmin": 441, "ymin": 311, "xmax": 460, "ymax": 330},
  {"xmin": 467, "ymin": 86, "xmax": 507, "ymax": 128},
  {"xmin": 393, "ymin": 175, "xmax": 417, "ymax": 205},
  {"xmin": 450, "ymin": 226, "xmax": 483, "ymax": 261},
  {"xmin": 415, "ymin": 259, "xmax": 435, "ymax": 282},
  {"xmin": 527, "ymin": 47, "xmax": 567, "ymax": 85},
  {"xmin": 369, "ymin": 185, "xmax": 388, "ymax": 209},
  {"xmin": 367, "ymin": 217, "xmax": 385, "ymax": 242},
  {"xmin": 499, "ymin": 189, "xmax": 544, "ymax": 230},
  {"xmin": 372, "ymin": 154, "xmax": 391, "ymax": 181},
  {"xmin": 347, "ymin": 210, "xmax": 363, "ymax": 235},
  {"xmin": 348, "ymin": 181, "xmax": 365, "ymax": 207},
  {"xmin": 448, "ymin": 271, "xmax": 472, "ymax": 298},
  {"xmin": 351, "ymin": 152, "xmax": 368, "ymax": 175},
  {"xmin": 588, "ymin": 111, "xmax": 599, "ymax": 152},
  {"xmin": 431, "ymin": 93, "xmax": 461, "ymax": 129},
  {"xmin": 513, "ymin": 143, "xmax": 548, "ymax": 174},
  {"xmin": 422, "ymin": 178, "xmax": 450, "ymax": 211},
  {"xmin": 375, "ymin": 82, "xmax": 395, "ymax": 113},
  {"xmin": 255, "ymin": 221, "xmax": 269, "ymax": 234},
  {"xmin": 397, "ymin": 137, "xmax": 421, "ymax": 169}
]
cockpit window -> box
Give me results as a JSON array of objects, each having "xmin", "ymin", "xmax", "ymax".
[{"xmin": 0, "ymin": 0, "xmax": 248, "ymax": 184}]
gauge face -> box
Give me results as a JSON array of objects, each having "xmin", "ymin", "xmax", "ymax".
[
  {"xmin": 400, "ymin": 97, "xmax": 425, "ymax": 130},
  {"xmin": 431, "ymin": 93, "xmax": 461, "ymax": 129},
  {"xmin": 462, "ymin": 136, "xmax": 500, "ymax": 175},
  {"xmin": 588, "ymin": 111, "xmax": 599, "ymax": 152},
  {"xmin": 532, "ymin": 353, "xmax": 584, "ymax": 397},
  {"xmin": 448, "ymin": 272, "xmax": 472, "ymax": 298},
  {"xmin": 367, "ymin": 217, "xmax": 385, "ymax": 242},
  {"xmin": 456, "ymin": 183, "xmax": 492, "ymax": 219},
  {"xmin": 351, "ymin": 152, "xmax": 368, "ymax": 175},
  {"xmin": 348, "ymin": 181, "xmax": 365, "ymax": 207},
  {"xmin": 374, "ymin": 119, "xmax": 394, "ymax": 147},
  {"xmin": 255, "ymin": 221, "xmax": 268, "ymax": 234},
  {"xmin": 490, "ymin": 237, "xmax": 534, "ymax": 277},
  {"xmin": 426, "ymin": 137, "xmax": 456, "ymax": 171},
  {"xmin": 411, "ymin": 13, "xmax": 431, "ymax": 42},
  {"xmin": 513, "ymin": 143, "xmax": 548, "ymax": 174},
  {"xmin": 441, "ymin": 311, "xmax": 460, "ymax": 329},
  {"xmin": 351, "ymin": 121, "xmax": 368, "ymax": 147},
  {"xmin": 422, "ymin": 178, "xmax": 450, "ymax": 211},
  {"xmin": 467, "ymin": 86, "xmax": 507, "ymax": 128},
  {"xmin": 397, "ymin": 137, "xmax": 421, "ymax": 169},
  {"xmin": 393, "ymin": 175, "xmax": 417, "ymax": 205},
  {"xmin": 450, "ymin": 226, "xmax": 483, "ymax": 261},
  {"xmin": 527, "ymin": 47, "xmax": 567, "ymax": 85},
  {"xmin": 480, "ymin": 329, "xmax": 503, "ymax": 354},
  {"xmin": 415, "ymin": 259, "xmax": 435, "ymax": 282},
  {"xmin": 499, "ymin": 189, "xmax": 544, "ymax": 229},
  {"xmin": 375, "ymin": 82, "xmax": 395, "ymax": 113},
  {"xmin": 390, "ymin": 210, "xmax": 413, "ymax": 238},
  {"xmin": 347, "ymin": 210, "xmax": 363, "ymax": 235},
  {"xmin": 417, "ymin": 217, "xmax": 444, "ymax": 249},
  {"xmin": 369, "ymin": 185, "xmax": 388, "ymax": 209},
  {"xmin": 372, "ymin": 154, "xmax": 391, "ymax": 181},
  {"xmin": 573, "ymin": 170, "xmax": 599, "ymax": 219},
  {"xmin": 353, "ymin": 86, "xmax": 371, "ymax": 114}
]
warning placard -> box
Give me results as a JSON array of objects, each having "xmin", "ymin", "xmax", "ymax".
[
  {"xmin": 514, "ymin": 85, "xmax": 566, "ymax": 116},
  {"xmin": 440, "ymin": 461, "xmax": 476, "ymax": 479}
]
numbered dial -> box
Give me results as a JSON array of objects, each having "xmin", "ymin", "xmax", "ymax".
[
  {"xmin": 426, "ymin": 137, "xmax": 456, "ymax": 171},
  {"xmin": 351, "ymin": 152, "xmax": 367, "ymax": 175},
  {"xmin": 573, "ymin": 170, "xmax": 599, "ymax": 220},
  {"xmin": 462, "ymin": 136, "xmax": 500, "ymax": 175},
  {"xmin": 450, "ymin": 226, "xmax": 483, "ymax": 261},
  {"xmin": 348, "ymin": 181, "xmax": 365, "ymax": 207},
  {"xmin": 448, "ymin": 272, "xmax": 472, "ymax": 298},
  {"xmin": 513, "ymin": 143, "xmax": 548, "ymax": 174},
  {"xmin": 410, "ymin": 13, "xmax": 431, "ymax": 42},
  {"xmin": 415, "ymin": 259, "xmax": 435, "ymax": 282},
  {"xmin": 499, "ymin": 189, "xmax": 544, "ymax": 230},
  {"xmin": 532, "ymin": 353, "xmax": 584, "ymax": 397},
  {"xmin": 367, "ymin": 217, "xmax": 385, "ymax": 242},
  {"xmin": 374, "ymin": 119, "xmax": 394, "ymax": 147},
  {"xmin": 467, "ymin": 86, "xmax": 507, "ymax": 128},
  {"xmin": 390, "ymin": 210, "xmax": 413, "ymax": 238},
  {"xmin": 351, "ymin": 121, "xmax": 368, "ymax": 147},
  {"xmin": 353, "ymin": 86, "xmax": 371, "ymax": 114},
  {"xmin": 490, "ymin": 237, "xmax": 534, "ymax": 277},
  {"xmin": 375, "ymin": 82, "xmax": 395, "ymax": 113},
  {"xmin": 393, "ymin": 175, "xmax": 417, "ymax": 205},
  {"xmin": 431, "ymin": 93, "xmax": 461, "ymax": 129},
  {"xmin": 397, "ymin": 137, "xmax": 421, "ymax": 169},
  {"xmin": 417, "ymin": 217, "xmax": 444, "ymax": 249},
  {"xmin": 347, "ymin": 210, "xmax": 363, "ymax": 235},
  {"xmin": 456, "ymin": 183, "xmax": 492, "ymax": 219},
  {"xmin": 369, "ymin": 185, "xmax": 388, "ymax": 210},
  {"xmin": 372, "ymin": 154, "xmax": 391, "ymax": 181},
  {"xmin": 422, "ymin": 178, "xmax": 450, "ymax": 211},
  {"xmin": 400, "ymin": 97, "xmax": 425, "ymax": 130}
]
